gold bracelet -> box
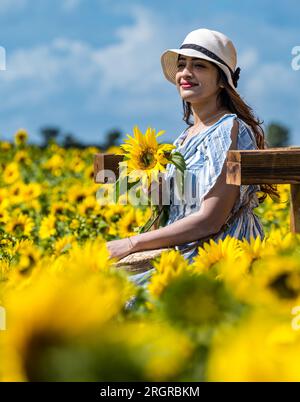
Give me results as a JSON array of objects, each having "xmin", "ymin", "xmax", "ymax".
[{"xmin": 127, "ymin": 237, "xmax": 134, "ymax": 250}]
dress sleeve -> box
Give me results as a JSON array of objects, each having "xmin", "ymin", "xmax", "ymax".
[{"xmin": 183, "ymin": 116, "xmax": 260, "ymax": 211}]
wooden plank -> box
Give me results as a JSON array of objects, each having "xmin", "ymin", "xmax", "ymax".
[
  {"xmin": 95, "ymin": 150, "xmax": 300, "ymax": 184},
  {"xmin": 94, "ymin": 153, "xmax": 124, "ymax": 183},
  {"xmin": 226, "ymin": 149, "xmax": 300, "ymax": 185}
]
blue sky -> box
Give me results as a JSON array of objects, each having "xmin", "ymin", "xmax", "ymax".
[{"xmin": 0, "ymin": 0, "xmax": 299, "ymax": 146}]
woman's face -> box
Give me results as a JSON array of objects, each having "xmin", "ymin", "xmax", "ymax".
[{"xmin": 175, "ymin": 55, "xmax": 222, "ymax": 103}]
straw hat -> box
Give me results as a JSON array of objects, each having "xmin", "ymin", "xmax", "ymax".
[
  {"xmin": 161, "ymin": 28, "xmax": 241, "ymax": 91},
  {"xmin": 115, "ymin": 248, "xmax": 172, "ymax": 273}
]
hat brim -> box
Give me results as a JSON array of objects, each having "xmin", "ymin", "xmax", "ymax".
[{"xmin": 160, "ymin": 48, "xmax": 237, "ymax": 91}]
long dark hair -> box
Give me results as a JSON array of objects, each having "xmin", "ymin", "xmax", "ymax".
[{"xmin": 181, "ymin": 60, "xmax": 279, "ymax": 203}]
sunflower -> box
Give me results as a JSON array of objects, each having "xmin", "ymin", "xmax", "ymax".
[
  {"xmin": 244, "ymin": 255, "xmax": 300, "ymax": 312},
  {"xmin": 3, "ymin": 162, "xmax": 20, "ymax": 185},
  {"xmin": 53, "ymin": 235, "xmax": 75, "ymax": 256},
  {"xmin": 39, "ymin": 215, "xmax": 56, "ymax": 239},
  {"xmin": 117, "ymin": 125, "xmax": 176, "ymax": 188},
  {"xmin": 0, "ymin": 259, "xmax": 11, "ymax": 281},
  {"xmin": 101, "ymin": 203, "xmax": 127, "ymax": 222},
  {"xmin": 1, "ymin": 264, "xmax": 133, "ymax": 381},
  {"xmin": 8, "ymin": 182, "xmax": 24, "ymax": 205},
  {"xmin": 69, "ymin": 219, "xmax": 80, "ymax": 230},
  {"xmin": 50, "ymin": 201, "xmax": 75, "ymax": 217},
  {"xmin": 13, "ymin": 239, "xmax": 41, "ymax": 274},
  {"xmin": 207, "ymin": 311, "xmax": 300, "ymax": 381},
  {"xmin": 0, "ymin": 205, "xmax": 9, "ymax": 224},
  {"xmin": 83, "ymin": 146, "xmax": 100, "ymax": 156},
  {"xmin": 0, "ymin": 141, "xmax": 11, "ymax": 151},
  {"xmin": 106, "ymin": 145, "xmax": 122, "ymax": 154},
  {"xmin": 14, "ymin": 128, "xmax": 28, "ymax": 146},
  {"xmin": 68, "ymin": 185, "xmax": 89, "ymax": 204},
  {"xmin": 148, "ymin": 250, "xmax": 190, "ymax": 298},
  {"xmin": 192, "ymin": 236, "xmax": 243, "ymax": 273},
  {"xmin": 71, "ymin": 156, "xmax": 85, "ymax": 173},
  {"xmin": 105, "ymin": 221, "xmax": 119, "ymax": 236},
  {"xmin": 238, "ymin": 234, "xmax": 266, "ymax": 262},
  {"xmin": 78, "ymin": 195, "xmax": 100, "ymax": 216},
  {"xmin": 118, "ymin": 208, "xmax": 147, "ymax": 237},
  {"xmin": 21, "ymin": 182, "xmax": 42, "ymax": 202},
  {"xmin": 14, "ymin": 150, "xmax": 31, "ymax": 165},
  {"xmin": 259, "ymin": 230, "xmax": 300, "ymax": 258},
  {"xmin": 5, "ymin": 214, "xmax": 34, "ymax": 237},
  {"xmin": 84, "ymin": 165, "xmax": 95, "ymax": 181},
  {"xmin": 103, "ymin": 320, "xmax": 194, "ymax": 382},
  {"xmin": 0, "ymin": 188, "xmax": 9, "ymax": 207},
  {"xmin": 42, "ymin": 154, "xmax": 64, "ymax": 171}
]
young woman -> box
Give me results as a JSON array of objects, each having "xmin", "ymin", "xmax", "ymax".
[{"xmin": 106, "ymin": 28, "xmax": 278, "ymax": 288}]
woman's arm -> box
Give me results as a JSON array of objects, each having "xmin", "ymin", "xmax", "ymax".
[
  {"xmin": 130, "ymin": 162, "xmax": 239, "ymax": 251},
  {"xmin": 106, "ymin": 119, "xmax": 240, "ymax": 259}
]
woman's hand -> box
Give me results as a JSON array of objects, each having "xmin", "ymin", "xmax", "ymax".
[{"xmin": 106, "ymin": 237, "xmax": 136, "ymax": 261}]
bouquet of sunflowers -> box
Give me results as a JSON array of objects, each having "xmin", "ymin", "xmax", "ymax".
[{"xmin": 115, "ymin": 125, "xmax": 186, "ymax": 233}]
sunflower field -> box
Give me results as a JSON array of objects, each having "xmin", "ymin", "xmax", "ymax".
[{"xmin": 1, "ymin": 128, "xmax": 300, "ymax": 382}]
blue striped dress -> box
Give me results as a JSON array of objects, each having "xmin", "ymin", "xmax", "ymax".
[{"xmin": 125, "ymin": 113, "xmax": 265, "ymax": 305}]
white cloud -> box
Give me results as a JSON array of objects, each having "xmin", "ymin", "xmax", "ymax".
[
  {"xmin": 0, "ymin": 4, "xmax": 175, "ymax": 115},
  {"xmin": 244, "ymin": 61, "xmax": 300, "ymax": 143},
  {"xmin": 62, "ymin": 0, "xmax": 81, "ymax": 12},
  {"xmin": 245, "ymin": 62, "xmax": 296, "ymax": 98},
  {"xmin": 238, "ymin": 48, "xmax": 259, "ymax": 71},
  {"xmin": 92, "ymin": 5, "xmax": 170, "ymax": 95},
  {"xmin": 0, "ymin": 0, "xmax": 27, "ymax": 14},
  {"xmin": 4, "ymin": 45, "xmax": 60, "ymax": 82},
  {"xmin": 5, "ymin": 3, "xmax": 298, "ymax": 143}
]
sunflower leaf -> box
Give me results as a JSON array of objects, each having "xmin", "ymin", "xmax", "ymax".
[
  {"xmin": 139, "ymin": 205, "xmax": 164, "ymax": 233},
  {"xmin": 169, "ymin": 152, "xmax": 186, "ymax": 173},
  {"xmin": 127, "ymin": 179, "xmax": 140, "ymax": 190}
]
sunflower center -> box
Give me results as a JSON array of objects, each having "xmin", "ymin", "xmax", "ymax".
[
  {"xmin": 85, "ymin": 207, "xmax": 93, "ymax": 214},
  {"xmin": 13, "ymin": 223, "xmax": 25, "ymax": 234},
  {"xmin": 76, "ymin": 195, "xmax": 85, "ymax": 203},
  {"xmin": 111, "ymin": 214, "xmax": 120, "ymax": 222},
  {"xmin": 28, "ymin": 254, "xmax": 36, "ymax": 265},
  {"xmin": 140, "ymin": 150, "xmax": 156, "ymax": 168},
  {"xmin": 268, "ymin": 272, "xmax": 299, "ymax": 300},
  {"xmin": 127, "ymin": 223, "xmax": 135, "ymax": 232}
]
